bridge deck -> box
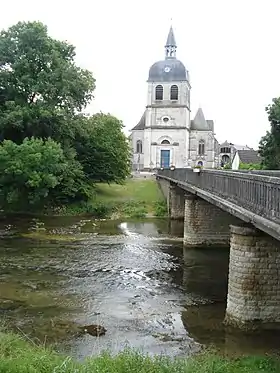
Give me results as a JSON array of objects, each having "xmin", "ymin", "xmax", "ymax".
[{"xmin": 157, "ymin": 168, "xmax": 280, "ymax": 240}]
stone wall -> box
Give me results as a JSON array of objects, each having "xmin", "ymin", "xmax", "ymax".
[
  {"xmin": 225, "ymin": 225, "xmax": 280, "ymax": 328},
  {"xmin": 184, "ymin": 194, "xmax": 241, "ymax": 247}
]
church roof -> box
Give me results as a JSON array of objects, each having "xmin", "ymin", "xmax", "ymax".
[
  {"xmin": 190, "ymin": 108, "xmax": 214, "ymax": 131},
  {"xmin": 147, "ymin": 25, "xmax": 188, "ymax": 82},
  {"xmin": 165, "ymin": 26, "xmax": 176, "ymax": 47},
  {"xmin": 131, "ymin": 111, "xmax": 146, "ymax": 130},
  {"xmin": 148, "ymin": 59, "xmax": 188, "ymax": 82},
  {"xmin": 235, "ymin": 150, "xmax": 261, "ymax": 164}
]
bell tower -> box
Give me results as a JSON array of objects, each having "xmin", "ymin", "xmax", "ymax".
[{"xmin": 142, "ymin": 25, "xmax": 191, "ymax": 170}]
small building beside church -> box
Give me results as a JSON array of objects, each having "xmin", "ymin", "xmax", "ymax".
[
  {"xmin": 218, "ymin": 141, "xmax": 253, "ymax": 167},
  {"xmin": 130, "ymin": 25, "xmax": 218, "ymax": 171},
  {"xmin": 231, "ymin": 149, "xmax": 261, "ymax": 170}
]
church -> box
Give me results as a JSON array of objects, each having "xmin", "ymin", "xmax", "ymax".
[{"xmin": 130, "ymin": 26, "xmax": 218, "ymax": 171}]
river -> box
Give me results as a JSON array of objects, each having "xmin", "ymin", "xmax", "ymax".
[{"xmin": 1, "ymin": 216, "xmax": 280, "ymax": 358}]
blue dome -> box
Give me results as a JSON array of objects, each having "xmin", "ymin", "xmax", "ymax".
[{"xmin": 148, "ymin": 59, "xmax": 188, "ymax": 82}]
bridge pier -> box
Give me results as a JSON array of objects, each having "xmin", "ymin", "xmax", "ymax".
[
  {"xmin": 168, "ymin": 184, "xmax": 185, "ymax": 220},
  {"xmin": 225, "ymin": 225, "xmax": 280, "ymax": 329},
  {"xmin": 183, "ymin": 194, "xmax": 240, "ymax": 247}
]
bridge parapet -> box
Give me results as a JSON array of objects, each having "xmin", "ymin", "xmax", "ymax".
[{"xmin": 158, "ymin": 168, "xmax": 280, "ymax": 227}]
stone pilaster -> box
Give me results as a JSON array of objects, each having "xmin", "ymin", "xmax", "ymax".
[
  {"xmin": 168, "ymin": 184, "xmax": 185, "ymax": 220},
  {"xmin": 183, "ymin": 194, "xmax": 240, "ymax": 247},
  {"xmin": 225, "ymin": 225, "xmax": 280, "ymax": 329}
]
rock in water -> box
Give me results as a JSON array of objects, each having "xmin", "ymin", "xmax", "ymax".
[{"xmin": 82, "ymin": 324, "xmax": 107, "ymax": 337}]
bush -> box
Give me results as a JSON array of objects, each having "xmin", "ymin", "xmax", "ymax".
[
  {"xmin": 0, "ymin": 138, "xmax": 88, "ymax": 211},
  {"xmin": 62, "ymin": 201, "xmax": 112, "ymax": 218},
  {"xmin": 154, "ymin": 200, "xmax": 167, "ymax": 217},
  {"xmin": 121, "ymin": 201, "xmax": 148, "ymax": 219}
]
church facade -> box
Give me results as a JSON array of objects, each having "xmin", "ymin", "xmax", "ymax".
[{"xmin": 130, "ymin": 26, "xmax": 218, "ymax": 171}]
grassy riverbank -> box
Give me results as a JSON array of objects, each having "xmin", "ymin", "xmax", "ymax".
[
  {"xmin": 64, "ymin": 178, "xmax": 167, "ymax": 219},
  {"xmin": 0, "ymin": 332, "xmax": 279, "ymax": 373}
]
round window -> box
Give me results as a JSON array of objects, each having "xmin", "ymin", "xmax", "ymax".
[{"xmin": 163, "ymin": 117, "xmax": 169, "ymax": 123}]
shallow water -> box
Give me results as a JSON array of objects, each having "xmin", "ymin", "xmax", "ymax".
[{"xmin": 1, "ymin": 216, "xmax": 280, "ymax": 358}]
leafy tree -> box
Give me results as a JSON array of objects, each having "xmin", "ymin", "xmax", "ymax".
[
  {"xmin": 0, "ymin": 137, "xmax": 88, "ymax": 210},
  {"xmin": 74, "ymin": 113, "xmax": 131, "ymax": 183},
  {"xmin": 0, "ymin": 21, "xmax": 131, "ymax": 212},
  {"xmin": 259, "ymin": 98, "xmax": 280, "ymax": 169},
  {"xmin": 0, "ymin": 21, "xmax": 95, "ymax": 144}
]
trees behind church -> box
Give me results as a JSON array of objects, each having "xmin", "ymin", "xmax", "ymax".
[
  {"xmin": 0, "ymin": 21, "xmax": 130, "ymax": 212},
  {"xmin": 259, "ymin": 98, "xmax": 280, "ymax": 169}
]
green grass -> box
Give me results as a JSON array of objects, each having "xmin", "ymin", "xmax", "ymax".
[
  {"xmin": 94, "ymin": 179, "xmax": 163, "ymax": 204},
  {"xmin": 93, "ymin": 179, "xmax": 167, "ymax": 218},
  {"xmin": 62, "ymin": 179, "xmax": 167, "ymax": 219},
  {"xmin": 0, "ymin": 332, "xmax": 279, "ymax": 372}
]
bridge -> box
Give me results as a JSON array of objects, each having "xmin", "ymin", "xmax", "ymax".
[{"xmin": 157, "ymin": 168, "xmax": 280, "ymax": 330}]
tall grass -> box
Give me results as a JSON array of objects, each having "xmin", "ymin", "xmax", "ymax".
[{"xmin": 0, "ymin": 332, "xmax": 279, "ymax": 373}]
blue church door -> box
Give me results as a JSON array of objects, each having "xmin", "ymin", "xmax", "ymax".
[{"xmin": 160, "ymin": 149, "xmax": 170, "ymax": 168}]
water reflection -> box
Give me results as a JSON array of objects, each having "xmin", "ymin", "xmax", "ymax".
[{"xmin": 182, "ymin": 247, "xmax": 229, "ymax": 304}]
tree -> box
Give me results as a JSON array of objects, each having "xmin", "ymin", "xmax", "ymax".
[
  {"xmin": 259, "ymin": 98, "xmax": 280, "ymax": 169},
  {"xmin": 0, "ymin": 21, "xmax": 131, "ymax": 213},
  {"xmin": 0, "ymin": 21, "xmax": 95, "ymax": 144},
  {"xmin": 0, "ymin": 137, "xmax": 88, "ymax": 211},
  {"xmin": 74, "ymin": 113, "xmax": 131, "ymax": 183}
]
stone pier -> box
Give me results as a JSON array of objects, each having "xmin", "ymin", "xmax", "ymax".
[
  {"xmin": 183, "ymin": 194, "xmax": 240, "ymax": 247},
  {"xmin": 168, "ymin": 184, "xmax": 185, "ymax": 220},
  {"xmin": 225, "ymin": 225, "xmax": 280, "ymax": 329}
]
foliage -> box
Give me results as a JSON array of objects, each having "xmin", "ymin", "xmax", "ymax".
[
  {"xmin": 1, "ymin": 332, "xmax": 280, "ymax": 373},
  {"xmin": 259, "ymin": 98, "xmax": 280, "ymax": 169},
  {"xmin": 239, "ymin": 162, "xmax": 263, "ymax": 170},
  {"xmin": 0, "ymin": 21, "xmax": 131, "ymax": 213},
  {"xmin": 0, "ymin": 137, "xmax": 87, "ymax": 211},
  {"xmin": 121, "ymin": 200, "xmax": 148, "ymax": 218},
  {"xmin": 0, "ymin": 21, "xmax": 95, "ymax": 145},
  {"xmin": 154, "ymin": 200, "xmax": 168, "ymax": 217},
  {"xmin": 74, "ymin": 113, "xmax": 131, "ymax": 183},
  {"xmin": 62, "ymin": 201, "xmax": 112, "ymax": 218}
]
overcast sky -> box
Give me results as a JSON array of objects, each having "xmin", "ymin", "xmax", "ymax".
[{"xmin": 1, "ymin": 0, "xmax": 279, "ymax": 148}]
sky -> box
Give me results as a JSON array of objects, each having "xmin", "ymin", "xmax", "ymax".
[{"xmin": 1, "ymin": 0, "xmax": 279, "ymax": 149}]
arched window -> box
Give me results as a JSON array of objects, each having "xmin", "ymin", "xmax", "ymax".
[
  {"xmin": 198, "ymin": 140, "xmax": 205, "ymax": 155},
  {"xmin": 197, "ymin": 161, "xmax": 203, "ymax": 167},
  {"xmin": 221, "ymin": 154, "xmax": 230, "ymax": 164},
  {"xmin": 170, "ymin": 85, "xmax": 178, "ymax": 100},
  {"xmin": 155, "ymin": 85, "xmax": 163, "ymax": 100},
  {"xmin": 136, "ymin": 140, "xmax": 142, "ymax": 153},
  {"xmin": 161, "ymin": 139, "xmax": 170, "ymax": 145}
]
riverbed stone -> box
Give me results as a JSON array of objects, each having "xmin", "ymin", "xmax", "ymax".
[{"xmin": 82, "ymin": 324, "xmax": 107, "ymax": 337}]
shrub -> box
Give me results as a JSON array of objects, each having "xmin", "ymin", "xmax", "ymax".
[
  {"xmin": 0, "ymin": 138, "xmax": 88, "ymax": 211},
  {"xmin": 154, "ymin": 200, "xmax": 167, "ymax": 217}
]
